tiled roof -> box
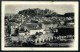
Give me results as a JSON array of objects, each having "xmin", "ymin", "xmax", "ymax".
[
  {"xmin": 10, "ymin": 22, "xmax": 19, "ymax": 26},
  {"xmin": 19, "ymin": 31, "xmax": 27, "ymax": 33},
  {"xmin": 22, "ymin": 23, "xmax": 42, "ymax": 30}
]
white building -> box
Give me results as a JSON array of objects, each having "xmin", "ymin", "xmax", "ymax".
[
  {"xmin": 42, "ymin": 24, "xmax": 58, "ymax": 30},
  {"xmin": 35, "ymin": 33, "xmax": 54, "ymax": 44},
  {"xmin": 22, "ymin": 23, "xmax": 46, "ymax": 35},
  {"xmin": 19, "ymin": 31, "xmax": 29, "ymax": 36},
  {"xmin": 30, "ymin": 29, "xmax": 46, "ymax": 35}
]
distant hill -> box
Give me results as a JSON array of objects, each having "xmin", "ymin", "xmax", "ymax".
[
  {"xmin": 18, "ymin": 8, "xmax": 58, "ymax": 17},
  {"xmin": 18, "ymin": 8, "xmax": 74, "ymax": 18}
]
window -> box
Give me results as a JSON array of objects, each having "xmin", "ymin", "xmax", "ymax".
[{"xmin": 37, "ymin": 40, "xmax": 39, "ymax": 43}]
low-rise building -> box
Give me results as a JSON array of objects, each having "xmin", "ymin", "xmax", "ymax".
[
  {"xmin": 42, "ymin": 23, "xmax": 58, "ymax": 31},
  {"xmin": 10, "ymin": 23, "xmax": 19, "ymax": 35},
  {"xmin": 21, "ymin": 23, "xmax": 46, "ymax": 35}
]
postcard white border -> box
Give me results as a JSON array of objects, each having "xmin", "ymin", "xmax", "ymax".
[{"xmin": 1, "ymin": 1, "xmax": 79, "ymax": 51}]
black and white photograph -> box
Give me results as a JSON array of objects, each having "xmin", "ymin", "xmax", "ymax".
[{"xmin": 1, "ymin": 1, "xmax": 78, "ymax": 51}]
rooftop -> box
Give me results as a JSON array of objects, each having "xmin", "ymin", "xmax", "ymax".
[
  {"xmin": 10, "ymin": 22, "xmax": 19, "ymax": 26},
  {"xmin": 22, "ymin": 23, "xmax": 42, "ymax": 30}
]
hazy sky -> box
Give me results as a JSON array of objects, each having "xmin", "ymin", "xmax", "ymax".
[{"xmin": 5, "ymin": 4, "xmax": 74, "ymax": 14}]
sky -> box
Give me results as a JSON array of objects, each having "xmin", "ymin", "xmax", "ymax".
[{"xmin": 5, "ymin": 4, "xmax": 74, "ymax": 14}]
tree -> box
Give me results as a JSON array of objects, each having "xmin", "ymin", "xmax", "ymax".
[
  {"xmin": 7, "ymin": 25, "xmax": 11, "ymax": 37},
  {"xmin": 31, "ymin": 35, "xmax": 36, "ymax": 40},
  {"xmin": 14, "ymin": 28, "xmax": 19, "ymax": 36},
  {"xmin": 35, "ymin": 32, "xmax": 39, "ymax": 35},
  {"xmin": 35, "ymin": 32, "xmax": 43, "ymax": 36},
  {"xmin": 20, "ymin": 27, "xmax": 24, "ymax": 31}
]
